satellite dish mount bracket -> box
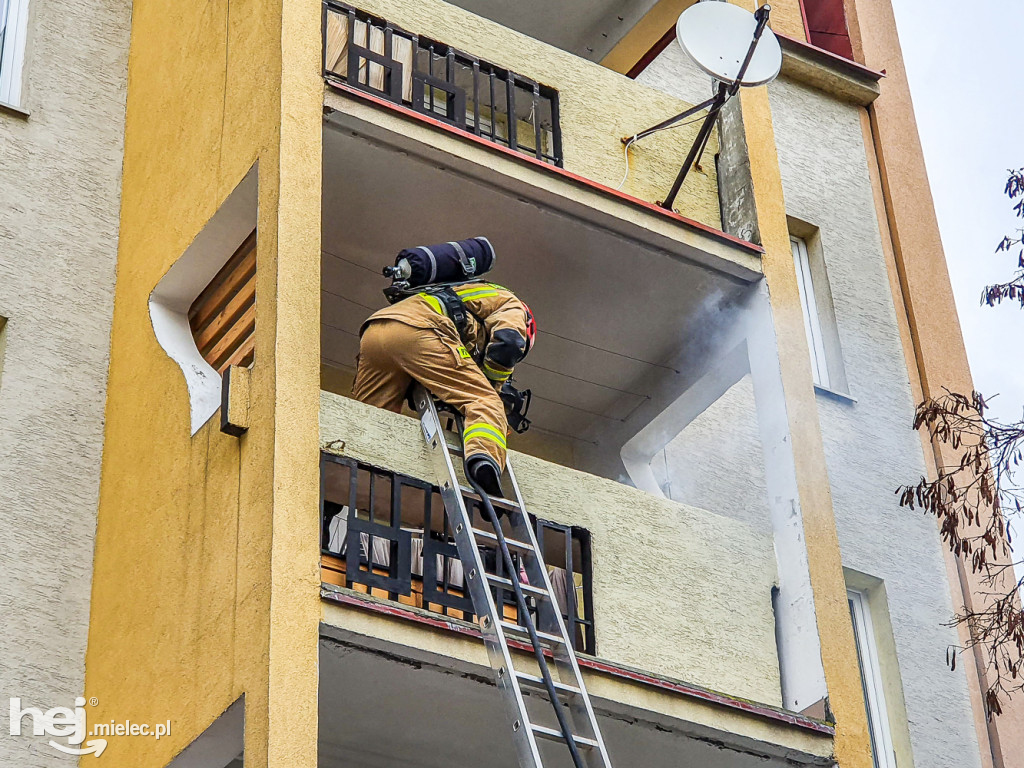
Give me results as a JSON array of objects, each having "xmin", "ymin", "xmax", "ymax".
[{"xmin": 628, "ymin": 4, "xmax": 772, "ymax": 212}]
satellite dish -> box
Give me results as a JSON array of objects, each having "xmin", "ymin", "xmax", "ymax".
[{"xmin": 676, "ymin": 2, "xmax": 782, "ymax": 87}]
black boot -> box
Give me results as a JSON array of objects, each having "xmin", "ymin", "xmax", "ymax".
[{"xmin": 466, "ymin": 454, "xmax": 505, "ymax": 500}]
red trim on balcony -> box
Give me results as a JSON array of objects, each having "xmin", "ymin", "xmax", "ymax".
[
  {"xmin": 321, "ymin": 586, "xmax": 835, "ymax": 737},
  {"xmin": 324, "ymin": 77, "xmax": 764, "ymax": 257}
]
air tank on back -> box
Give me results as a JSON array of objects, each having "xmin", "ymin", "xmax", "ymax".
[{"xmin": 384, "ymin": 237, "xmax": 496, "ymax": 289}]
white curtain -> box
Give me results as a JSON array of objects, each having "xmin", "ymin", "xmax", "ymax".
[{"xmin": 325, "ymin": 12, "xmax": 413, "ymax": 102}]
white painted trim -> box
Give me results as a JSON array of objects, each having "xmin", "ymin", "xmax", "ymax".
[
  {"xmin": 620, "ymin": 342, "xmax": 749, "ymax": 498},
  {"xmin": 620, "ymin": 281, "xmax": 829, "ymax": 712},
  {"xmin": 0, "ymin": 0, "xmax": 30, "ymax": 106},
  {"xmin": 148, "ymin": 165, "xmax": 258, "ymax": 435},
  {"xmin": 791, "ymin": 235, "xmax": 830, "ymax": 389},
  {"xmin": 848, "ymin": 588, "xmax": 897, "ymax": 768}
]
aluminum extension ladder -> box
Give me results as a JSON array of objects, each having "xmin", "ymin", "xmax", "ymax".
[{"xmin": 412, "ymin": 384, "xmax": 614, "ymax": 768}]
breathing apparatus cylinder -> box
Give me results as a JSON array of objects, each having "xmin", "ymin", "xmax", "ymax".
[{"xmin": 383, "ymin": 237, "xmax": 496, "ymax": 289}]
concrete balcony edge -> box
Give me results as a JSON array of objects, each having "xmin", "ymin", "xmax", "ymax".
[
  {"xmin": 320, "ymin": 584, "xmax": 835, "ymax": 743},
  {"xmin": 777, "ymin": 33, "xmax": 883, "ymax": 106},
  {"xmin": 323, "ymin": 80, "xmax": 764, "ymax": 283}
]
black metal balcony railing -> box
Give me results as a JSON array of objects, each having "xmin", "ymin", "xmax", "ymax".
[
  {"xmin": 320, "ymin": 453, "xmax": 595, "ymax": 654},
  {"xmin": 322, "ymin": 1, "xmax": 563, "ymax": 167}
]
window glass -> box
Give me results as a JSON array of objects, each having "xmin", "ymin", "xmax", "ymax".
[
  {"xmin": 0, "ymin": 316, "xmax": 8, "ymax": 389},
  {"xmin": 791, "ymin": 235, "xmax": 831, "ymax": 388},
  {"xmin": 0, "ymin": 0, "xmax": 29, "ymax": 106},
  {"xmin": 848, "ymin": 589, "xmax": 897, "ymax": 768}
]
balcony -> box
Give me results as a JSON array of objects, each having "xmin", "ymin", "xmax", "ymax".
[
  {"xmin": 320, "ymin": 452, "xmax": 597, "ymax": 654},
  {"xmin": 318, "ymin": 396, "xmax": 835, "ymax": 768},
  {"xmin": 321, "ymin": 0, "xmax": 728, "ymax": 233},
  {"xmin": 317, "ymin": 41, "xmax": 822, "ymax": 719},
  {"xmin": 309, "ymin": 0, "xmax": 833, "ymax": 757}
]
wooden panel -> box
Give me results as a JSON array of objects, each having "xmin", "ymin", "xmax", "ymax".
[
  {"xmin": 189, "ymin": 229, "xmax": 256, "ymax": 374},
  {"xmin": 206, "ymin": 303, "xmax": 256, "ymax": 373},
  {"xmin": 193, "ymin": 272, "xmax": 256, "ymax": 353}
]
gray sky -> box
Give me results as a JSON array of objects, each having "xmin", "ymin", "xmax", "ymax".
[
  {"xmin": 890, "ymin": 0, "xmax": 1024, "ymax": 569},
  {"xmin": 892, "ymin": 0, "xmax": 1024, "ymax": 424}
]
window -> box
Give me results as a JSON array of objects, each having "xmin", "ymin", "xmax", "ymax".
[
  {"xmin": 0, "ymin": 0, "xmax": 30, "ymax": 106},
  {"xmin": 848, "ymin": 589, "xmax": 897, "ymax": 768},
  {"xmin": 800, "ymin": 0, "xmax": 855, "ymax": 60},
  {"xmin": 0, "ymin": 316, "xmax": 7, "ymax": 388},
  {"xmin": 791, "ymin": 235, "xmax": 831, "ymax": 388},
  {"xmin": 320, "ymin": 454, "xmax": 597, "ymax": 654},
  {"xmin": 789, "ymin": 228, "xmax": 849, "ymax": 395}
]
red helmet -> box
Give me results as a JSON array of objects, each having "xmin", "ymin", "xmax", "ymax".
[{"xmin": 522, "ymin": 302, "xmax": 537, "ymax": 353}]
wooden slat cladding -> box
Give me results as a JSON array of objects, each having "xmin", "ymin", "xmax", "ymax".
[{"xmin": 189, "ymin": 229, "xmax": 257, "ymax": 373}]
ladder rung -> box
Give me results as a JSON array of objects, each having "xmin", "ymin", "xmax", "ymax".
[
  {"xmin": 499, "ymin": 621, "xmax": 566, "ymax": 647},
  {"xmin": 446, "ymin": 442, "xmax": 464, "ymax": 456},
  {"xmin": 487, "ymin": 574, "xmax": 550, "ymax": 600},
  {"xmin": 460, "ymin": 484, "xmax": 519, "ymax": 507},
  {"xmin": 515, "ymin": 671, "xmax": 581, "ymax": 698},
  {"xmin": 471, "ymin": 528, "xmax": 534, "ymax": 553},
  {"xmin": 530, "ymin": 724, "xmax": 598, "ymax": 749}
]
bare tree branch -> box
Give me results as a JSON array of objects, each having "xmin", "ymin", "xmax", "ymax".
[{"xmin": 898, "ymin": 167, "xmax": 1024, "ymax": 718}]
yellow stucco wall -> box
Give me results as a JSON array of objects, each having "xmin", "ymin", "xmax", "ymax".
[
  {"xmin": 319, "ymin": 391, "xmax": 784, "ymax": 707},
  {"xmin": 729, "ymin": 0, "xmax": 874, "ymax": 765},
  {"xmin": 83, "ymin": 0, "xmax": 323, "ymax": 766},
  {"xmin": 341, "ymin": 0, "xmax": 722, "ymax": 228}
]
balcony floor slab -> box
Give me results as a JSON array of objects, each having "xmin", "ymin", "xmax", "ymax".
[{"xmin": 319, "ymin": 620, "xmax": 834, "ymax": 768}]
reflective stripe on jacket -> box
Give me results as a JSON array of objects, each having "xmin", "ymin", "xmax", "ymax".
[{"xmin": 361, "ymin": 282, "xmax": 530, "ymax": 384}]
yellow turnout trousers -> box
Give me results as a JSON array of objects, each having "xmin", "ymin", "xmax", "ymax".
[{"xmin": 353, "ymin": 319, "xmax": 510, "ymax": 469}]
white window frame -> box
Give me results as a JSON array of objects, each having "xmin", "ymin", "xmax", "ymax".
[
  {"xmin": 791, "ymin": 235, "xmax": 831, "ymax": 389},
  {"xmin": 0, "ymin": 0, "xmax": 31, "ymax": 107},
  {"xmin": 848, "ymin": 589, "xmax": 897, "ymax": 768}
]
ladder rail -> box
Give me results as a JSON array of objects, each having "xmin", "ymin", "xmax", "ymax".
[
  {"xmin": 503, "ymin": 457, "xmax": 614, "ymax": 766},
  {"xmin": 467, "ymin": 474, "xmax": 587, "ymax": 768},
  {"xmin": 413, "ymin": 383, "xmax": 614, "ymax": 768},
  {"xmin": 415, "ymin": 389, "xmax": 546, "ymax": 768}
]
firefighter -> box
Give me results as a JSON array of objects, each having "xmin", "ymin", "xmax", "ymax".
[{"xmin": 353, "ymin": 278, "xmax": 536, "ymax": 498}]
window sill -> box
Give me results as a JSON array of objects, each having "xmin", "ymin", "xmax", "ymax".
[
  {"xmin": 814, "ymin": 384, "xmax": 857, "ymax": 405},
  {"xmin": 0, "ymin": 100, "xmax": 29, "ymax": 118}
]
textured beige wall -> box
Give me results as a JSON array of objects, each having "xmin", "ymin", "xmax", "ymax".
[
  {"xmin": 342, "ymin": 0, "xmax": 722, "ymax": 227},
  {"xmin": 769, "ymin": 74, "xmax": 981, "ymax": 768},
  {"xmin": 0, "ymin": 0, "xmax": 130, "ymax": 766},
  {"xmin": 320, "ymin": 391, "xmax": 783, "ymax": 706}
]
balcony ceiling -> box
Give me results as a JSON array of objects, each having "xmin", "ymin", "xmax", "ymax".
[
  {"xmin": 319, "ymin": 637, "xmax": 831, "ymax": 768},
  {"xmin": 444, "ymin": 0, "xmax": 661, "ymax": 62},
  {"xmin": 322, "ymin": 119, "xmax": 753, "ymax": 475}
]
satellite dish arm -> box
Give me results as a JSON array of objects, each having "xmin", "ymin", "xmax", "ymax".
[
  {"xmin": 625, "ymin": 93, "xmax": 721, "ymax": 145},
  {"xmin": 619, "ymin": 4, "xmax": 774, "ymax": 211},
  {"xmin": 728, "ymin": 4, "xmax": 772, "ymax": 97}
]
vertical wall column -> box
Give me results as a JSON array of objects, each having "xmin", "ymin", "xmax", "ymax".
[
  {"xmin": 618, "ymin": 277, "xmax": 829, "ymax": 715},
  {"xmin": 263, "ymin": 0, "xmax": 325, "ymax": 766},
  {"xmin": 740, "ymin": 285, "xmax": 830, "ymax": 714},
  {"xmin": 721, "ymin": 1, "xmax": 875, "ymax": 764}
]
